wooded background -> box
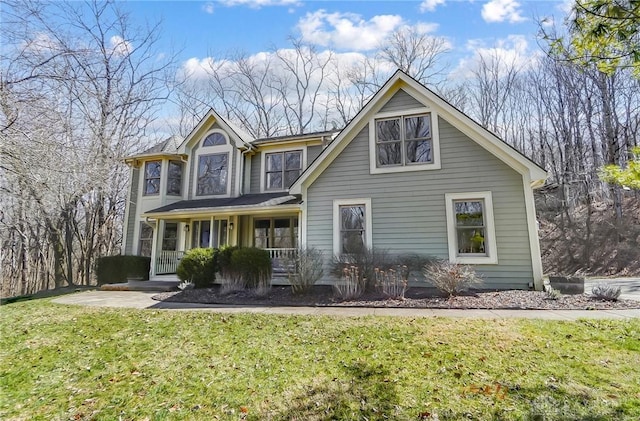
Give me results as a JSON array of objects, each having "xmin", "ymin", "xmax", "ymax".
[{"xmin": 2, "ymin": 1, "xmax": 638, "ymax": 297}]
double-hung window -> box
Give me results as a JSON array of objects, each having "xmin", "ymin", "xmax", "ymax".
[
  {"xmin": 333, "ymin": 199, "xmax": 372, "ymax": 256},
  {"xmin": 265, "ymin": 150, "xmax": 302, "ymax": 190},
  {"xmin": 376, "ymin": 114, "xmax": 432, "ymax": 166},
  {"xmin": 369, "ymin": 109, "xmax": 440, "ymax": 174},
  {"xmin": 143, "ymin": 160, "xmax": 161, "ymax": 195},
  {"xmin": 445, "ymin": 192, "xmax": 498, "ymax": 264}
]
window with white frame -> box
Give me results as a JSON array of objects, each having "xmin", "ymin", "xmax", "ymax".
[
  {"xmin": 264, "ymin": 150, "xmax": 302, "ymax": 190},
  {"xmin": 445, "ymin": 192, "xmax": 498, "ymax": 264},
  {"xmin": 369, "ymin": 109, "xmax": 440, "ymax": 174},
  {"xmin": 197, "ymin": 153, "xmax": 228, "ymax": 196},
  {"xmin": 138, "ymin": 223, "xmax": 153, "ymax": 257},
  {"xmin": 143, "ymin": 160, "xmax": 161, "ymax": 195},
  {"xmin": 162, "ymin": 223, "xmax": 178, "ymax": 251},
  {"xmin": 194, "ymin": 130, "xmax": 232, "ymax": 197},
  {"xmin": 166, "ymin": 161, "xmax": 183, "ymax": 195},
  {"xmin": 333, "ymin": 199, "xmax": 372, "ymax": 255},
  {"xmin": 203, "ymin": 132, "xmax": 226, "ymax": 146}
]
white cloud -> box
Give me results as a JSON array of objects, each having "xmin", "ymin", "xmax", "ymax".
[
  {"xmin": 181, "ymin": 56, "xmax": 233, "ymax": 79},
  {"xmin": 296, "ymin": 10, "xmax": 404, "ymax": 51},
  {"xmin": 420, "ymin": 0, "xmax": 445, "ymax": 13},
  {"xmin": 109, "ymin": 35, "xmax": 132, "ymax": 56},
  {"xmin": 481, "ymin": 0, "xmax": 527, "ymax": 23},
  {"xmin": 218, "ymin": 0, "xmax": 300, "ymax": 9},
  {"xmin": 202, "ymin": 2, "xmax": 214, "ymax": 14},
  {"xmin": 540, "ymin": 16, "xmax": 554, "ymax": 28},
  {"xmin": 451, "ymin": 35, "xmax": 539, "ymax": 79}
]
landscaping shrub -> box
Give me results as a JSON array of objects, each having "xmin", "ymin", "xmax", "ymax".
[
  {"xmin": 334, "ymin": 266, "xmax": 364, "ymax": 300},
  {"xmin": 176, "ymin": 248, "xmax": 217, "ymax": 289},
  {"xmin": 591, "ymin": 283, "xmax": 622, "ymax": 301},
  {"xmin": 217, "ymin": 246, "xmax": 244, "ymax": 294},
  {"xmin": 333, "ymin": 247, "xmax": 393, "ymax": 291},
  {"xmin": 374, "ymin": 266, "xmax": 408, "ymax": 300},
  {"xmin": 286, "ymin": 247, "xmax": 324, "ymax": 295},
  {"xmin": 423, "ymin": 260, "xmax": 483, "ymax": 297},
  {"xmin": 230, "ymin": 247, "xmax": 272, "ymax": 290},
  {"xmin": 95, "ymin": 255, "xmax": 150, "ymax": 284}
]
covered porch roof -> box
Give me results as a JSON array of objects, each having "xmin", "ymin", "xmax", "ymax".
[{"xmin": 142, "ymin": 192, "xmax": 301, "ymax": 219}]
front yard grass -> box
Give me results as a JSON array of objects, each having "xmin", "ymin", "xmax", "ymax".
[{"xmin": 1, "ymin": 299, "xmax": 639, "ymax": 420}]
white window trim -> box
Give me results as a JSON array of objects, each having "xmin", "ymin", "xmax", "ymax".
[
  {"xmin": 193, "ymin": 129, "xmax": 233, "ymax": 198},
  {"xmin": 260, "ymin": 146, "xmax": 307, "ymax": 193},
  {"xmin": 445, "ymin": 191, "xmax": 498, "ymax": 265},
  {"xmin": 142, "ymin": 160, "xmax": 162, "ymax": 196},
  {"xmin": 369, "ymin": 107, "xmax": 441, "ymax": 174},
  {"xmin": 333, "ymin": 198, "xmax": 373, "ymax": 256}
]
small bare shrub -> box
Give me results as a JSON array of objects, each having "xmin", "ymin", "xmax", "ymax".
[
  {"xmin": 333, "ymin": 247, "xmax": 392, "ymax": 291},
  {"xmin": 423, "ymin": 260, "xmax": 483, "ymax": 297},
  {"xmin": 591, "ymin": 283, "xmax": 622, "ymax": 301},
  {"xmin": 252, "ymin": 275, "xmax": 271, "ymax": 298},
  {"xmin": 286, "ymin": 247, "xmax": 324, "ymax": 295},
  {"xmin": 333, "ymin": 266, "xmax": 364, "ymax": 300},
  {"xmin": 375, "ymin": 266, "xmax": 408, "ymax": 300},
  {"xmin": 219, "ymin": 276, "xmax": 245, "ymax": 295},
  {"xmin": 177, "ymin": 280, "xmax": 194, "ymax": 291},
  {"xmin": 544, "ymin": 286, "xmax": 562, "ymax": 300}
]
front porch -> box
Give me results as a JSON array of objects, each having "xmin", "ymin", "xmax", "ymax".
[{"xmin": 155, "ymin": 248, "xmax": 298, "ymax": 279}]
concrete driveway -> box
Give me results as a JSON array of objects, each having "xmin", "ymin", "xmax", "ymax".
[{"xmin": 585, "ymin": 277, "xmax": 640, "ymax": 301}]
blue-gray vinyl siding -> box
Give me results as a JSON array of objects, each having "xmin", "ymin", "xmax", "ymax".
[
  {"xmin": 124, "ymin": 167, "xmax": 140, "ymax": 254},
  {"xmin": 306, "ymin": 117, "xmax": 534, "ymax": 289},
  {"xmin": 379, "ymin": 88, "xmax": 424, "ymax": 113},
  {"xmin": 248, "ymin": 145, "xmax": 324, "ymax": 194},
  {"xmin": 249, "ymin": 154, "xmax": 261, "ymax": 193}
]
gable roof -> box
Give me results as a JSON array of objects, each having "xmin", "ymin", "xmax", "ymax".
[
  {"xmin": 177, "ymin": 108, "xmax": 255, "ymax": 152},
  {"xmin": 289, "ymin": 70, "xmax": 547, "ymax": 194}
]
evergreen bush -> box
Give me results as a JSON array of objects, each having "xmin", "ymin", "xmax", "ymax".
[
  {"xmin": 176, "ymin": 248, "xmax": 217, "ymax": 289},
  {"xmin": 230, "ymin": 247, "xmax": 272, "ymax": 289}
]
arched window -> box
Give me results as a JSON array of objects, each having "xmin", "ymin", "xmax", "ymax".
[
  {"xmin": 203, "ymin": 132, "xmax": 226, "ymax": 146},
  {"xmin": 195, "ymin": 130, "xmax": 231, "ymax": 196}
]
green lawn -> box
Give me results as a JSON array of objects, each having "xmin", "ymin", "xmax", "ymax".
[{"xmin": 1, "ymin": 299, "xmax": 639, "ymax": 420}]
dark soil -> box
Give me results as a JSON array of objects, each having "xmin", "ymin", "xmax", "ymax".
[{"xmin": 152, "ymin": 285, "xmax": 640, "ymax": 310}]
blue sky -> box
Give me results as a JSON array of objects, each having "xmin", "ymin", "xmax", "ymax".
[{"xmin": 125, "ymin": 0, "xmax": 572, "ymax": 74}]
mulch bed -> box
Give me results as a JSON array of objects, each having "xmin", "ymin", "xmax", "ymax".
[{"xmin": 152, "ymin": 285, "xmax": 640, "ymax": 310}]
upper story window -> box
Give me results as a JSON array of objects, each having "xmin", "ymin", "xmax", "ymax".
[
  {"xmin": 376, "ymin": 114, "xmax": 432, "ymax": 166},
  {"xmin": 143, "ymin": 160, "xmax": 161, "ymax": 195},
  {"xmin": 197, "ymin": 153, "xmax": 228, "ymax": 196},
  {"xmin": 167, "ymin": 161, "xmax": 183, "ymax": 196},
  {"xmin": 195, "ymin": 130, "xmax": 232, "ymax": 197},
  {"xmin": 369, "ymin": 108, "xmax": 440, "ymax": 174},
  {"xmin": 265, "ymin": 150, "xmax": 302, "ymax": 190},
  {"xmin": 203, "ymin": 132, "xmax": 226, "ymax": 146}
]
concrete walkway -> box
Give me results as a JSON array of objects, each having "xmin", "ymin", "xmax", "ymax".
[
  {"xmin": 52, "ymin": 290, "xmax": 640, "ymax": 320},
  {"xmin": 586, "ymin": 277, "xmax": 640, "ymax": 301}
]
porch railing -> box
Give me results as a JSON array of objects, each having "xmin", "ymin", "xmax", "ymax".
[
  {"xmin": 264, "ymin": 248, "xmax": 297, "ymax": 276},
  {"xmin": 156, "ymin": 250, "xmax": 185, "ymax": 275}
]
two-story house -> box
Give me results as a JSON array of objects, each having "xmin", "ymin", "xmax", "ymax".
[{"xmin": 122, "ymin": 70, "xmax": 547, "ymax": 290}]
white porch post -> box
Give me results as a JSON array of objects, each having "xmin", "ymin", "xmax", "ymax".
[{"xmin": 150, "ymin": 219, "xmax": 162, "ymax": 277}]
